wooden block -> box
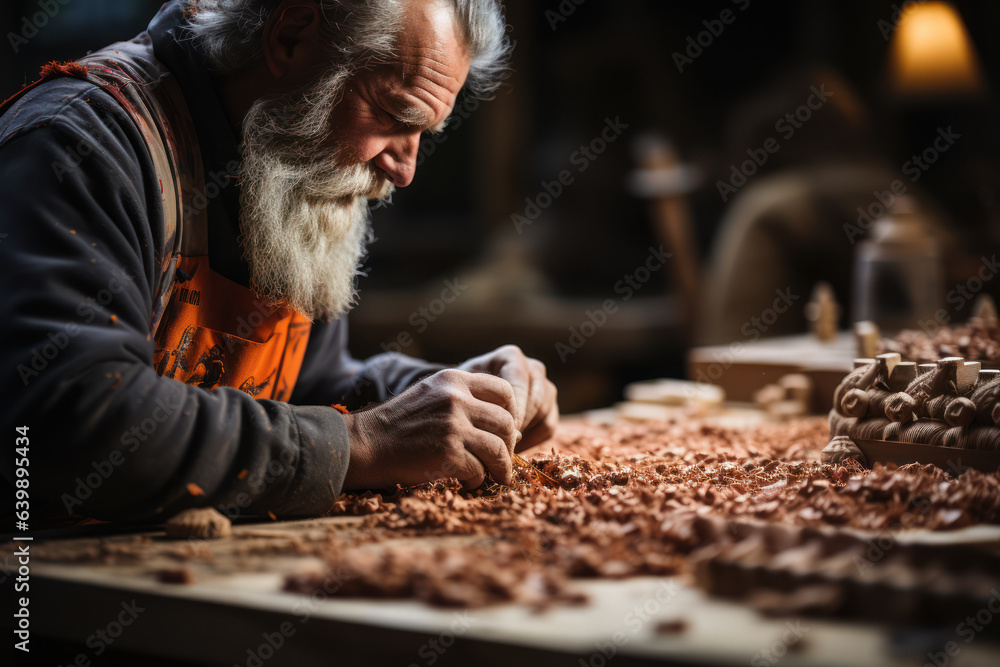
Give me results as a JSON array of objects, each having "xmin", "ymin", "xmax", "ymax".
[
  {"xmin": 958, "ymin": 362, "xmax": 982, "ymax": 393},
  {"xmin": 754, "ymin": 383, "xmax": 786, "ymax": 409},
  {"xmin": 617, "ymin": 402, "xmax": 686, "ymax": 422},
  {"xmin": 889, "ymin": 362, "xmax": 918, "ymax": 391},
  {"xmin": 876, "ymin": 353, "xmax": 901, "ymax": 379},
  {"xmin": 934, "ymin": 358, "xmax": 980, "ymax": 394},
  {"xmin": 854, "ymin": 321, "xmax": 880, "ymax": 359},
  {"xmin": 687, "ymin": 333, "xmax": 856, "ymax": 412},
  {"xmin": 624, "ymin": 379, "xmax": 725, "ymax": 407},
  {"xmin": 778, "ymin": 374, "xmax": 813, "ymax": 403},
  {"xmin": 768, "ymin": 399, "xmax": 809, "ymax": 421}
]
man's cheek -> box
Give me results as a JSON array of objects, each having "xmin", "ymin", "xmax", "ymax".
[
  {"xmin": 349, "ymin": 130, "xmax": 388, "ymax": 164},
  {"xmin": 327, "ymin": 126, "xmax": 374, "ymax": 164}
]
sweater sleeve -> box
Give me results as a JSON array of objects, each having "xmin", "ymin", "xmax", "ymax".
[
  {"xmin": 290, "ymin": 318, "xmax": 448, "ymax": 410},
  {"xmin": 0, "ymin": 80, "xmax": 348, "ymax": 523}
]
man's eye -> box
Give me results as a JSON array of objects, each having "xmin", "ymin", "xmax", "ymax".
[{"xmin": 365, "ymin": 101, "xmax": 394, "ymax": 128}]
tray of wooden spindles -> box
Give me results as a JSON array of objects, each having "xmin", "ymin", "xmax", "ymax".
[{"xmin": 824, "ymin": 353, "xmax": 1000, "ymax": 472}]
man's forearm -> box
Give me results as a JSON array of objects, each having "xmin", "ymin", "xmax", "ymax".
[{"xmin": 7, "ymin": 359, "xmax": 349, "ymax": 523}]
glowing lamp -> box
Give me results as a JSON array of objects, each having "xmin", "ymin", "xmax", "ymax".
[{"xmin": 888, "ymin": 2, "xmax": 984, "ymax": 100}]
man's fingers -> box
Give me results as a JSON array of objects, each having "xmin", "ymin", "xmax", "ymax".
[
  {"xmin": 524, "ymin": 375, "xmax": 557, "ymax": 432},
  {"xmin": 465, "ymin": 372, "xmax": 519, "ymax": 422},
  {"xmin": 457, "ymin": 449, "xmax": 487, "ymax": 490},
  {"xmin": 521, "ymin": 359, "xmax": 548, "ymax": 430},
  {"xmin": 494, "ymin": 361, "xmax": 529, "ymax": 429},
  {"xmin": 469, "ymin": 403, "xmax": 519, "ymax": 454},
  {"xmin": 517, "ymin": 394, "xmax": 560, "ymax": 451},
  {"xmin": 463, "ymin": 431, "xmax": 512, "ymax": 486}
]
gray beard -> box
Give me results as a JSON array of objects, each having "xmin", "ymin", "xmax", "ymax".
[{"xmin": 237, "ymin": 70, "xmax": 394, "ymax": 321}]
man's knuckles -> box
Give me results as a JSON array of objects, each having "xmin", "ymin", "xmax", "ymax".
[
  {"xmin": 498, "ymin": 343, "xmax": 526, "ymax": 360},
  {"xmin": 436, "ymin": 367, "xmax": 470, "ymax": 384}
]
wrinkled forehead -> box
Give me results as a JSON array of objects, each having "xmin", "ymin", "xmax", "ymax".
[{"xmin": 389, "ymin": 1, "xmax": 471, "ymax": 111}]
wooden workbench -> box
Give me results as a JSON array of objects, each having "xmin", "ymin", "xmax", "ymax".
[{"xmin": 8, "ymin": 515, "xmax": 1000, "ymax": 667}]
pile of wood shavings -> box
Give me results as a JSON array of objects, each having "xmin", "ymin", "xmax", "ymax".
[
  {"xmin": 284, "ymin": 418, "xmax": 1000, "ymax": 608},
  {"xmin": 881, "ymin": 320, "xmax": 1000, "ymax": 364}
]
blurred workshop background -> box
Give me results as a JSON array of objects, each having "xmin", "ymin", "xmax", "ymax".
[{"xmin": 3, "ymin": 0, "xmax": 999, "ymax": 413}]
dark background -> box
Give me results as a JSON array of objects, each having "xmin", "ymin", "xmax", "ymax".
[{"xmin": 3, "ymin": 0, "xmax": 999, "ymax": 412}]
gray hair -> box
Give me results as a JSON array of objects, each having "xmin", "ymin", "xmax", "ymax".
[{"xmin": 184, "ymin": 0, "xmax": 511, "ymax": 97}]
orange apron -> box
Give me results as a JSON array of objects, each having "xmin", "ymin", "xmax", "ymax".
[{"xmin": 153, "ymin": 256, "xmax": 312, "ymax": 401}]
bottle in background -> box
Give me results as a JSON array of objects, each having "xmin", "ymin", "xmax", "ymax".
[{"xmin": 852, "ymin": 196, "xmax": 944, "ymax": 334}]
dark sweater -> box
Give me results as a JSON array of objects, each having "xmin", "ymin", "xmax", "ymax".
[{"xmin": 0, "ymin": 2, "xmax": 441, "ymax": 524}]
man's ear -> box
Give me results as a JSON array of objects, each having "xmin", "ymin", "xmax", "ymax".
[{"xmin": 262, "ymin": 1, "xmax": 324, "ymax": 79}]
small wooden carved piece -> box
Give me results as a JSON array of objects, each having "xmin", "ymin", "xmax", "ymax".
[
  {"xmin": 828, "ymin": 409, "xmax": 855, "ymax": 437},
  {"xmin": 821, "ymin": 435, "xmax": 865, "ymax": 465},
  {"xmin": 805, "ymin": 282, "xmax": 840, "ymax": 342},
  {"xmin": 838, "ymin": 355, "xmax": 910, "ymax": 420},
  {"xmin": 953, "ymin": 360, "xmax": 983, "ymax": 394},
  {"xmin": 832, "ymin": 361, "xmax": 878, "ymax": 417},
  {"xmin": 164, "ymin": 507, "xmax": 232, "ymax": 540},
  {"xmin": 780, "ymin": 374, "xmax": 813, "ymax": 404},
  {"xmin": 874, "ymin": 353, "xmax": 901, "ymax": 384},
  {"xmin": 916, "ymin": 359, "xmax": 979, "ymax": 425},
  {"xmin": 843, "ymin": 388, "xmax": 902, "ymax": 420},
  {"xmin": 755, "ymin": 374, "xmax": 813, "ymax": 420},
  {"xmin": 972, "ymin": 294, "xmax": 999, "ymax": 326},
  {"xmin": 969, "ymin": 376, "xmax": 1000, "ymax": 426},
  {"xmin": 942, "ymin": 397, "xmax": 976, "ymax": 428},
  {"xmin": 854, "ymin": 321, "xmax": 880, "ymax": 359},
  {"xmin": 884, "ymin": 392, "xmax": 917, "ymax": 422},
  {"xmin": 884, "ymin": 359, "xmax": 957, "ymax": 422},
  {"xmin": 753, "ymin": 384, "xmax": 786, "ymax": 410},
  {"xmin": 840, "ymin": 388, "xmax": 870, "ymax": 418},
  {"xmin": 887, "ymin": 361, "xmax": 918, "ymax": 391}
]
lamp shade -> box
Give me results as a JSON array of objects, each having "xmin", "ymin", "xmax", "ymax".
[{"xmin": 888, "ymin": 1, "xmax": 985, "ymax": 100}]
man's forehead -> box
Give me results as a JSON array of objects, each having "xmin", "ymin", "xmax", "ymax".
[
  {"xmin": 394, "ymin": 27, "xmax": 470, "ymax": 91},
  {"xmin": 393, "ymin": 0, "xmax": 471, "ymax": 96},
  {"xmin": 351, "ymin": 0, "xmax": 471, "ymax": 130}
]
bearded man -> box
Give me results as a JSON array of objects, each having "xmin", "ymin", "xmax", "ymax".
[{"xmin": 0, "ymin": 0, "xmax": 558, "ymax": 524}]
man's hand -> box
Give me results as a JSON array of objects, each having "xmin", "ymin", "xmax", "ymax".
[
  {"xmin": 342, "ymin": 369, "xmax": 520, "ymax": 490},
  {"xmin": 457, "ymin": 345, "xmax": 559, "ymax": 451}
]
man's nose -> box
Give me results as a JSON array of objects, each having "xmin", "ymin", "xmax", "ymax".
[{"xmin": 373, "ymin": 134, "xmax": 420, "ymax": 188}]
